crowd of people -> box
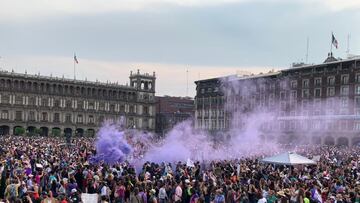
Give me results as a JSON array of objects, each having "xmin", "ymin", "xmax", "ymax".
[{"xmin": 0, "ymin": 135, "xmax": 360, "ymax": 203}]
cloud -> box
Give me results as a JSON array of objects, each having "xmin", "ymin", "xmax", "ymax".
[
  {"xmin": 318, "ymin": 0, "xmax": 360, "ymax": 11},
  {"xmin": 1, "ymin": 0, "xmax": 359, "ymax": 23},
  {"xmin": 0, "ymin": 0, "xmax": 248, "ymax": 22},
  {"xmin": 0, "ymin": 55, "xmax": 276, "ymax": 97}
]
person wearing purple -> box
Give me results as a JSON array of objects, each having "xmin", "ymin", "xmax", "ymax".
[
  {"xmin": 67, "ymin": 178, "xmax": 78, "ymax": 196},
  {"xmin": 138, "ymin": 185, "xmax": 148, "ymax": 203}
]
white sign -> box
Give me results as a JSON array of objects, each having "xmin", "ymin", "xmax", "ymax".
[{"xmin": 81, "ymin": 193, "xmax": 98, "ymax": 203}]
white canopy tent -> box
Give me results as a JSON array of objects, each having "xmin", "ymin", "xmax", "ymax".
[{"xmin": 261, "ymin": 152, "xmax": 317, "ymax": 166}]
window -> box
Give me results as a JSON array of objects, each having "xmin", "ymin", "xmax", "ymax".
[
  {"xmin": 341, "ymin": 97, "xmax": 348, "ymax": 107},
  {"xmin": 313, "ymin": 121, "xmax": 321, "ymax": 130},
  {"xmin": 302, "ymin": 89, "xmax": 310, "ymax": 98},
  {"xmin": 1, "ymin": 110, "xmax": 9, "ymax": 120},
  {"xmin": 356, "ymin": 74, "xmax": 360, "ymax": 83},
  {"xmin": 77, "ymin": 115, "xmax": 83, "ymax": 123},
  {"xmin": 327, "ymin": 98, "xmax": 334, "ymax": 108},
  {"xmin": 341, "ymin": 75, "xmax": 349, "ymax": 84},
  {"xmin": 1, "ymin": 95, "xmax": 9, "ymax": 104},
  {"xmin": 78, "ymin": 100, "xmax": 83, "ymax": 109},
  {"xmin": 355, "ymin": 97, "xmax": 360, "ymax": 108},
  {"xmin": 280, "ymin": 81, "xmax": 287, "ymax": 89},
  {"xmin": 355, "ymin": 85, "xmax": 360, "ymax": 95},
  {"xmin": 356, "ymin": 109, "xmax": 360, "ymax": 115},
  {"xmin": 280, "ymin": 101, "xmax": 286, "ymax": 110},
  {"xmin": 270, "ymin": 83, "xmax": 276, "ymax": 90},
  {"xmin": 269, "ymin": 94, "xmax": 275, "ymax": 106},
  {"xmin": 143, "ymin": 106, "xmax": 149, "ymax": 115},
  {"xmin": 327, "ymin": 76, "xmax": 335, "ymax": 85},
  {"xmin": 201, "ymin": 89, "xmax": 205, "ymax": 94},
  {"xmin": 205, "ymin": 109, "xmax": 209, "ymax": 117},
  {"xmin": 302, "ymin": 100, "xmax": 308, "ymax": 109},
  {"xmin": 280, "ymin": 91, "xmax": 286, "ymax": 100},
  {"xmin": 66, "ymin": 100, "xmax": 71, "ymax": 108},
  {"xmin": 15, "ymin": 111, "xmax": 22, "ymax": 121},
  {"xmin": 214, "ymin": 87, "xmax": 219, "ymax": 92},
  {"xmin": 327, "ymin": 87, "xmax": 335, "ymax": 96},
  {"xmin": 42, "ymin": 98, "xmax": 47, "ymax": 107},
  {"xmin": 314, "ymin": 88, "xmax": 321, "ymax": 97},
  {"xmin": 89, "ymin": 102, "xmax": 94, "ymax": 110},
  {"xmin": 129, "ymin": 105, "xmax": 135, "ymax": 113},
  {"xmin": 54, "ymin": 100, "xmax": 60, "ymax": 107},
  {"xmin": 28, "ymin": 111, "xmax": 35, "ymax": 121},
  {"xmin": 65, "ymin": 114, "xmax": 72, "ymax": 123},
  {"xmin": 340, "ymin": 86, "xmax": 349, "ymax": 95},
  {"xmin": 290, "ymin": 80, "xmax": 297, "ymax": 89},
  {"xmin": 314, "ymin": 99, "xmax": 321, "ymax": 108},
  {"xmin": 29, "ymin": 97, "xmax": 36, "ymax": 106},
  {"xmin": 302, "ymin": 79, "xmax": 309, "ymax": 88},
  {"xmin": 314, "ymin": 78, "xmax": 322, "ymax": 86},
  {"xmin": 89, "ymin": 115, "xmax": 95, "ymax": 124},
  {"xmin": 355, "ymin": 122, "xmax": 360, "ymax": 130},
  {"xmin": 260, "ymin": 84, "xmax": 266, "ymax": 92},
  {"xmin": 54, "ymin": 113, "xmax": 60, "ymax": 122},
  {"xmin": 110, "ymin": 104, "xmax": 115, "ymax": 112},
  {"xmin": 41, "ymin": 112, "xmax": 48, "ymax": 121},
  {"xmin": 15, "ymin": 96, "xmax": 23, "ymax": 105}
]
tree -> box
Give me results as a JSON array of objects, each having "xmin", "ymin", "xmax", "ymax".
[
  {"xmin": 52, "ymin": 128, "xmax": 61, "ymax": 137},
  {"xmin": 14, "ymin": 127, "xmax": 25, "ymax": 135}
]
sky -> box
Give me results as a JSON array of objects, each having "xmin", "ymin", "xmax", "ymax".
[{"xmin": 0, "ymin": 0, "xmax": 359, "ymax": 97}]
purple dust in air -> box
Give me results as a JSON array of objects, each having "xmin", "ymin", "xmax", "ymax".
[
  {"xmin": 93, "ymin": 71, "xmax": 348, "ymax": 164},
  {"xmin": 91, "ymin": 120, "xmax": 132, "ymax": 164}
]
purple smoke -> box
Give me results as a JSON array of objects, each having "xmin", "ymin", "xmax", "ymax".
[
  {"xmin": 91, "ymin": 120, "xmax": 132, "ymax": 164},
  {"xmin": 93, "ymin": 71, "xmax": 348, "ymax": 164}
]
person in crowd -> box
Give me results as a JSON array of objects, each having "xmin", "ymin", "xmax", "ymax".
[
  {"xmin": 158, "ymin": 183, "xmax": 167, "ymax": 203},
  {"xmin": 149, "ymin": 189, "xmax": 158, "ymax": 203},
  {"xmin": 1, "ymin": 136, "xmax": 360, "ymax": 203}
]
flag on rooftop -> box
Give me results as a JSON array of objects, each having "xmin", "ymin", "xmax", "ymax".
[{"xmin": 332, "ymin": 33, "xmax": 338, "ymax": 49}]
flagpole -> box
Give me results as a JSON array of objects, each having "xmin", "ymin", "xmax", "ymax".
[
  {"xmin": 306, "ymin": 37, "xmax": 309, "ymax": 64},
  {"xmin": 186, "ymin": 69, "xmax": 189, "ymax": 97},
  {"xmin": 74, "ymin": 53, "xmax": 76, "ymax": 80}
]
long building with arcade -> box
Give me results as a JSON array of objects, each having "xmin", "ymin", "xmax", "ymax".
[
  {"xmin": 0, "ymin": 69, "xmax": 156, "ymax": 136},
  {"xmin": 195, "ymin": 53, "xmax": 360, "ymax": 146}
]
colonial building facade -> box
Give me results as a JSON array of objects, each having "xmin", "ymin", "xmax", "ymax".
[
  {"xmin": 195, "ymin": 54, "xmax": 360, "ymax": 146},
  {"xmin": 155, "ymin": 96, "xmax": 194, "ymax": 136},
  {"xmin": 0, "ymin": 69, "xmax": 156, "ymax": 136}
]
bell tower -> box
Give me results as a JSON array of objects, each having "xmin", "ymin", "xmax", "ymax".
[
  {"xmin": 129, "ymin": 69, "xmax": 156, "ymax": 130},
  {"xmin": 129, "ymin": 69, "xmax": 156, "ymax": 93}
]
